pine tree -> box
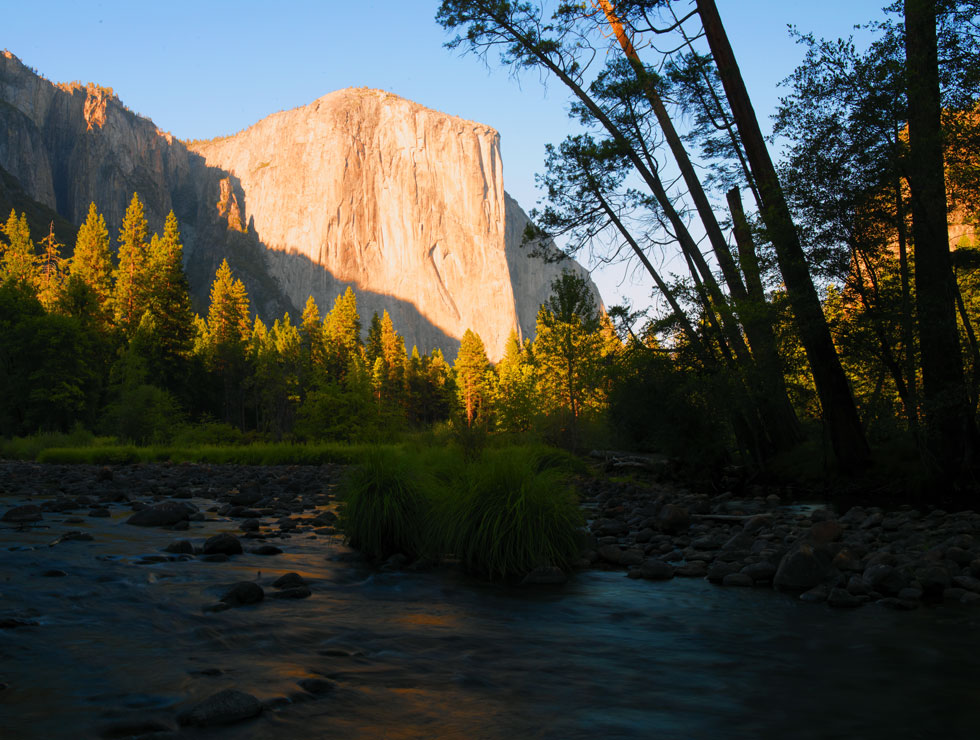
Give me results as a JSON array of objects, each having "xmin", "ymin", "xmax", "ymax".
[
  {"xmin": 206, "ymin": 259, "xmax": 251, "ymax": 347},
  {"xmin": 455, "ymin": 328, "xmax": 492, "ymax": 426},
  {"xmin": 365, "ymin": 311, "xmax": 383, "ymax": 366},
  {"xmin": 495, "ymin": 329, "xmax": 541, "ymax": 432},
  {"xmin": 36, "ymin": 222, "xmax": 66, "ymax": 312},
  {"xmin": 71, "ymin": 202, "xmax": 113, "ymax": 313},
  {"xmin": 324, "ymin": 286, "xmax": 362, "ymax": 379},
  {"xmin": 112, "ymin": 193, "xmax": 151, "ymax": 335},
  {"xmin": 300, "ymin": 295, "xmax": 326, "ymax": 376},
  {"xmin": 0, "ymin": 210, "xmax": 38, "ymax": 286},
  {"xmin": 146, "ymin": 211, "xmax": 195, "ymax": 386}
]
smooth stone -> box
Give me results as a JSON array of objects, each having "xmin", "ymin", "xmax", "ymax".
[
  {"xmin": 87, "ymin": 508, "xmax": 111, "ymax": 518},
  {"xmin": 706, "ymin": 561, "xmax": 739, "ymax": 583},
  {"xmin": 674, "ymin": 561, "xmax": 708, "ymax": 578},
  {"xmin": 740, "ymin": 561, "xmax": 777, "ymax": 584},
  {"xmin": 828, "ymin": 587, "xmax": 863, "ymax": 608},
  {"xmin": 251, "ymin": 544, "xmax": 283, "ymax": 556},
  {"xmin": 164, "ymin": 539, "xmax": 194, "ymax": 555},
  {"xmin": 800, "ymin": 583, "xmax": 829, "ymax": 603},
  {"xmin": 178, "ymin": 689, "xmax": 262, "ymax": 727},
  {"xmin": 272, "ymin": 572, "xmax": 307, "ymax": 589},
  {"xmin": 203, "ymin": 533, "xmax": 243, "ymax": 556},
  {"xmin": 655, "ymin": 504, "xmax": 690, "ymax": 534},
  {"xmin": 200, "ymin": 553, "xmax": 229, "ymax": 563},
  {"xmin": 774, "ymin": 542, "xmax": 833, "ymax": 592},
  {"xmin": 878, "ymin": 597, "xmax": 919, "ymax": 611},
  {"xmin": 2, "ymin": 505, "xmax": 42, "ymax": 523},
  {"xmin": 219, "ymin": 582, "xmax": 264, "ymax": 606},
  {"xmin": 126, "ymin": 502, "xmax": 191, "ymax": 527},
  {"xmin": 722, "ymin": 572, "xmax": 754, "ymax": 587}
]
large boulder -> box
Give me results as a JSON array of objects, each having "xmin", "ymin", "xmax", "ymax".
[
  {"xmin": 126, "ymin": 501, "xmax": 192, "ymax": 527},
  {"xmin": 773, "ymin": 542, "xmax": 834, "ymax": 591},
  {"xmin": 2, "ymin": 504, "xmax": 42, "ymax": 524}
]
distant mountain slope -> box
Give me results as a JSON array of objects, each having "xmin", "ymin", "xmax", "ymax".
[{"xmin": 0, "ymin": 51, "xmax": 597, "ymax": 359}]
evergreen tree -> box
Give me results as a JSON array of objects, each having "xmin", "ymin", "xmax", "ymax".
[
  {"xmin": 36, "ymin": 222, "xmax": 66, "ymax": 312},
  {"xmin": 0, "ymin": 210, "xmax": 38, "ymax": 286},
  {"xmin": 365, "ymin": 311, "xmax": 384, "ymax": 366},
  {"xmin": 534, "ymin": 270, "xmax": 604, "ymax": 423},
  {"xmin": 455, "ymin": 328, "xmax": 492, "ymax": 426},
  {"xmin": 495, "ymin": 329, "xmax": 541, "ymax": 432},
  {"xmin": 112, "ymin": 193, "xmax": 151, "ymax": 335},
  {"xmin": 204, "ymin": 259, "xmax": 252, "ymax": 427},
  {"xmin": 324, "ymin": 286, "xmax": 363, "ymax": 379},
  {"xmin": 206, "ymin": 259, "xmax": 251, "ymax": 347},
  {"xmin": 71, "ymin": 202, "xmax": 114, "ymax": 314},
  {"xmin": 146, "ymin": 211, "xmax": 195, "ymax": 387},
  {"xmin": 300, "ymin": 295, "xmax": 326, "ymax": 375}
]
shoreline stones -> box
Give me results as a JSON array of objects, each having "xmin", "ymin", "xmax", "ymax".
[
  {"xmin": 578, "ymin": 473, "xmax": 980, "ymax": 611},
  {"xmin": 178, "ymin": 689, "xmax": 262, "ymax": 727}
]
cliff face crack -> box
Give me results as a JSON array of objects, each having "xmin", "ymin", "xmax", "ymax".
[{"xmin": 427, "ymin": 243, "xmax": 462, "ymax": 322}]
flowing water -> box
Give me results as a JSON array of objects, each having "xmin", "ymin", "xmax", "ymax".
[{"xmin": 2, "ymin": 495, "xmax": 979, "ymax": 739}]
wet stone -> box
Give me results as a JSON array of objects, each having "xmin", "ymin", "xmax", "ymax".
[
  {"xmin": 272, "ymin": 586, "xmax": 312, "ymax": 599},
  {"xmin": 297, "ymin": 678, "xmax": 336, "ymax": 695},
  {"xmin": 220, "ymin": 582, "xmax": 264, "ymax": 606},
  {"xmin": 251, "ymin": 544, "xmax": 283, "ymax": 556},
  {"xmin": 178, "ymin": 688, "xmax": 263, "ymax": 727},
  {"xmin": 203, "ymin": 533, "xmax": 243, "ymax": 556},
  {"xmin": 2, "ymin": 505, "xmax": 42, "ymax": 524},
  {"xmin": 164, "ymin": 539, "xmax": 194, "ymax": 555},
  {"xmin": 828, "ymin": 587, "xmax": 863, "ymax": 608},
  {"xmin": 722, "ymin": 573, "xmax": 754, "ymax": 587}
]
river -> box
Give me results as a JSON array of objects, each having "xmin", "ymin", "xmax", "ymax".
[{"xmin": 2, "ymin": 487, "xmax": 979, "ymax": 739}]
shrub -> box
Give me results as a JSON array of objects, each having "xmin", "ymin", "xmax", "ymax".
[
  {"xmin": 338, "ymin": 447, "xmax": 435, "ymax": 560},
  {"xmin": 437, "ymin": 447, "xmax": 584, "ymax": 580}
]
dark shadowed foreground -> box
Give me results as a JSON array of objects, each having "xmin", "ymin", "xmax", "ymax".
[{"xmin": 1, "ymin": 463, "xmax": 978, "ymax": 739}]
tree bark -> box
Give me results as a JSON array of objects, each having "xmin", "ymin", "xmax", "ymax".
[
  {"xmin": 696, "ymin": 0, "xmax": 870, "ymax": 471},
  {"xmin": 905, "ymin": 0, "xmax": 976, "ymax": 480}
]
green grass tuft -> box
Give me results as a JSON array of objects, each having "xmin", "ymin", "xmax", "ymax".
[{"xmin": 338, "ymin": 446, "xmax": 435, "ymax": 561}]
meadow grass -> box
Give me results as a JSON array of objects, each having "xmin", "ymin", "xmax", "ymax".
[{"xmin": 32, "ymin": 442, "xmax": 373, "ymax": 465}]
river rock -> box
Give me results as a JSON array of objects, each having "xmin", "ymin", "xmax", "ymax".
[
  {"xmin": 807, "ymin": 520, "xmax": 843, "ymax": 545},
  {"xmin": 706, "ymin": 561, "xmax": 740, "ymax": 583},
  {"xmin": 799, "ymin": 583, "xmax": 829, "ymax": 603},
  {"xmin": 126, "ymin": 502, "xmax": 191, "ymax": 527},
  {"xmin": 164, "ymin": 539, "xmax": 195, "ymax": 555},
  {"xmin": 220, "ymin": 582, "xmax": 264, "ymax": 606},
  {"xmin": 740, "ymin": 561, "xmax": 777, "ymax": 584},
  {"xmin": 204, "ymin": 533, "xmax": 243, "ymax": 555},
  {"xmin": 828, "ymin": 587, "xmax": 863, "ymax": 608},
  {"xmin": 297, "ymin": 678, "xmax": 336, "ymax": 695},
  {"xmin": 722, "ymin": 572, "xmax": 754, "ymax": 587},
  {"xmin": 272, "ymin": 572, "xmax": 307, "ymax": 589},
  {"xmin": 863, "ymin": 564, "xmax": 907, "ymax": 596},
  {"xmin": 598, "ymin": 545, "xmax": 643, "ymax": 566},
  {"xmin": 674, "ymin": 561, "xmax": 708, "ymax": 578},
  {"xmin": 655, "ymin": 504, "xmax": 690, "ymax": 534},
  {"xmin": 2, "ymin": 504, "xmax": 42, "ymax": 524},
  {"xmin": 178, "ymin": 689, "xmax": 263, "ymax": 727},
  {"xmin": 251, "ymin": 544, "xmax": 283, "ymax": 556},
  {"xmin": 773, "ymin": 542, "xmax": 833, "ymax": 591}
]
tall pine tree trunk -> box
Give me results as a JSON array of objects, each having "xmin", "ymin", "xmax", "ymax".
[
  {"xmin": 696, "ymin": 0, "xmax": 870, "ymax": 471},
  {"xmin": 905, "ymin": 0, "xmax": 976, "ymax": 481}
]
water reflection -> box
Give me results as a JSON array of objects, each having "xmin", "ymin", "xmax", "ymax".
[{"xmin": 1, "ymin": 496, "xmax": 979, "ymax": 739}]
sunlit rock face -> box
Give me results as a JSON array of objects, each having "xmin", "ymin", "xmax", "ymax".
[
  {"xmin": 189, "ymin": 88, "xmax": 593, "ymax": 359},
  {"xmin": 0, "ymin": 52, "xmax": 596, "ymax": 359}
]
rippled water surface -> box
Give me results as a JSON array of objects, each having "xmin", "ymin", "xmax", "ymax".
[{"xmin": 2, "ymin": 492, "xmax": 979, "ymax": 739}]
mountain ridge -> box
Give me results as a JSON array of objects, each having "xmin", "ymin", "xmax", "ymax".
[{"xmin": 0, "ymin": 50, "xmax": 596, "ymax": 360}]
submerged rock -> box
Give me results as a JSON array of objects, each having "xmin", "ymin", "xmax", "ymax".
[
  {"xmin": 178, "ymin": 689, "xmax": 262, "ymax": 727},
  {"xmin": 219, "ymin": 582, "xmax": 264, "ymax": 606},
  {"xmin": 126, "ymin": 502, "xmax": 191, "ymax": 527},
  {"xmin": 272, "ymin": 572, "xmax": 307, "ymax": 589},
  {"xmin": 2, "ymin": 505, "xmax": 42, "ymax": 524},
  {"xmin": 204, "ymin": 533, "xmax": 243, "ymax": 555}
]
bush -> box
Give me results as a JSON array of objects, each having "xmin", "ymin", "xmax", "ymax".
[
  {"xmin": 337, "ymin": 444, "xmax": 585, "ymax": 580},
  {"xmin": 172, "ymin": 421, "xmax": 245, "ymax": 447},
  {"xmin": 100, "ymin": 384, "xmax": 183, "ymax": 445},
  {"xmin": 338, "ymin": 447, "xmax": 435, "ymax": 560},
  {"xmin": 440, "ymin": 447, "xmax": 584, "ymax": 579}
]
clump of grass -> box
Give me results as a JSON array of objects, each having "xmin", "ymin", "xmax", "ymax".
[
  {"xmin": 440, "ymin": 447, "xmax": 584, "ymax": 580},
  {"xmin": 338, "ymin": 447, "xmax": 435, "ymax": 561},
  {"xmin": 339, "ymin": 444, "xmax": 585, "ymax": 579}
]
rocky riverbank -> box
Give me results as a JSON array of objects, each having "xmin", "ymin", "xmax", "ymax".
[{"xmin": 578, "ymin": 473, "xmax": 980, "ymax": 609}]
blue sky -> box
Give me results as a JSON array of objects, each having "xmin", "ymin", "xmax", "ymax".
[{"xmin": 4, "ymin": 0, "xmax": 889, "ymax": 307}]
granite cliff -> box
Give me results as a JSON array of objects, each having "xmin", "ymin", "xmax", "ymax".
[{"xmin": 0, "ymin": 51, "xmax": 596, "ymax": 359}]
